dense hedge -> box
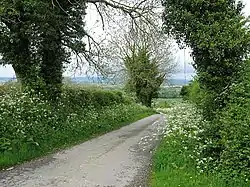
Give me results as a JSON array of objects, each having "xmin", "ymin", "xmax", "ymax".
[
  {"xmin": 197, "ymin": 63, "xmax": 250, "ymax": 181},
  {"xmin": 62, "ymin": 85, "xmax": 132, "ymax": 108},
  {"xmin": 180, "ymin": 64, "xmax": 250, "ymax": 182}
]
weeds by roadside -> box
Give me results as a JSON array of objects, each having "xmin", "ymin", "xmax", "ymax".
[{"xmin": 151, "ymin": 102, "xmax": 249, "ymax": 187}]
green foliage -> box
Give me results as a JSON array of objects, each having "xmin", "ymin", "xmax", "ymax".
[
  {"xmin": 179, "ymin": 73, "xmax": 250, "ymax": 181},
  {"xmin": 195, "ymin": 62, "xmax": 250, "ymax": 181},
  {"xmin": 179, "ymin": 85, "xmax": 189, "ymax": 98},
  {"xmin": 62, "ymin": 85, "xmax": 132, "ymax": 108},
  {"xmin": 218, "ymin": 103, "xmax": 250, "ymax": 180},
  {"xmin": 125, "ymin": 46, "xmax": 164, "ymax": 107},
  {"xmin": 162, "ymin": 0, "xmax": 250, "ymax": 116},
  {"xmin": 181, "ymin": 79, "xmax": 206, "ymax": 106},
  {"xmin": 0, "ymin": 0, "xmax": 87, "ymax": 100},
  {"xmin": 162, "ymin": 0, "xmax": 250, "ymax": 181},
  {"xmin": 151, "ymin": 102, "xmax": 247, "ymax": 186},
  {"xmin": 187, "ymin": 80, "xmax": 203, "ymax": 103},
  {"xmin": 158, "ymin": 86, "xmax": 181, "ymax": 99},
  {"xmin": 0, "ymin": 85, "xmax": 154, "ymax": 168}
]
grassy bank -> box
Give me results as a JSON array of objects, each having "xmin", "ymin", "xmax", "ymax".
[
  {"xmin": 151, "ymin": 102, "xmax": 249, "ymax": 187},
  {"xmin": 0, "ymin": 84, "xmax": 155, "ymax": 169}
]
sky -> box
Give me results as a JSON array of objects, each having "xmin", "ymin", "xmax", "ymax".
[{"xmin": 0, "ymin": 0, "xmax": 250, "ymax": 79}]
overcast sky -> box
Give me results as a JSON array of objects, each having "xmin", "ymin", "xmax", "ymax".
[{"xmin": 1, "ymin": 0, "xmax": 250, "ymax": 78}]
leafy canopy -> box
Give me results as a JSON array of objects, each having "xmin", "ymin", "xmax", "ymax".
[
  {"xmin": 162, "ymin": 0, "xmax": 250, "ymax": 116},
  {"xmin": 0, "ymin": 0, "xmax": 87, "ymax": 100},
  {"xmin": 125, "ymin": 46, "xmax": 165, "ymax": 107},
  {"xmin": 162, "ymin": 0, "xmax": 250, "ymax": 91}
]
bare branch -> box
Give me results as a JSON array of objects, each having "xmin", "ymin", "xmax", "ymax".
[
  {"xmin": 93, "ymin": 3, "xmax": 105, "ymax": 30},
  {"xmin": 55, "ymin": 0, "xmax": 70, "ymax": 15}
]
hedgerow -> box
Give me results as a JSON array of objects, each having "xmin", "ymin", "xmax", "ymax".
[{"xmin": 195, "ymin": 62, "xmax": 250, "ymax": 181}]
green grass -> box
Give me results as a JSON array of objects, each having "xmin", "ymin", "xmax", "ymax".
[
  {"xmin": 151, "ymin": 135, "xmax": 248, "ymax": 187},
  {"xmin": 153, "ymin": 98, "xmax": 182, "ymax": 108},
  {"xmin": 150, "ymin": 101, "xmax": 249, "ymax": 187},
  {"xmin": 0, "ymin": 104, "xmax": 155, "ymax": 169},
  {"xmin": 158, "ymin": 86, "xmax": 181, "ymax": 99}
]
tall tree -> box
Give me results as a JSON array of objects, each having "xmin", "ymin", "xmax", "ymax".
[
  {"xmin": 0, "ymin": 0, "xmax": 160, "ymax": 100},
  {"xmin": 162, "ymin": 0, "xmax": 250, "ymax": 117},
  {"xmin": 36, "ymin": 0, "xmax": 86, "ymax": 100},
  {"xmin": 125, "ymin": 46, "xmax": 165, "ymax": 107},
  {"xmin": 97, "ymin": 17, "xmax": 175, "ymax": 106},
  {"xmin": 0, "ymin": 0, "xmax": 39, "ymax": 86},
  {"xmin": 0, "ymin": 0, "xmax": 86, "ymax": 99},
  {"xmin": 99, "ymin": 18, "xmax": 175, "ymax": 83}
]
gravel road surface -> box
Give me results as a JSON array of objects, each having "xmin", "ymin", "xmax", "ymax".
[{"xmin": 0, "ymin": 114, "xmax": 165, "ymax": 187}]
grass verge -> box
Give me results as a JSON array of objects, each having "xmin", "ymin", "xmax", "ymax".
[
  {"xmin": 150, "ymin": 102, "xmax": 248, "ymax": 187},
  {"xmin": 0, "ymin": 104, "xmax": 155, "ymax": 169},
  {"xmin": 151, "ymin": 136, "xmax": 244, "ymax": 187}
]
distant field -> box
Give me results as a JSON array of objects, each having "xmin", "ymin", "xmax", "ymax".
[
  {"xmin": 0, "ymin": 77, "xmax": 191, "ymax": 86},
  {"xmin": 158, "ymin": 86, "xmax": 182, "ymax": 98},
  {"xmin": 153, "ymin": 98, "xmax": 182, "ymax": 108},
  {"xmin": 0, "ymin": 78, "xmax": 183, "ymax": 102}
]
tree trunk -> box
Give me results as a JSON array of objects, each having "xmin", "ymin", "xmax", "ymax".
[
  {"xmin": 40, "ymin": 30, "xmax": 64, "ymax": 101},
  {"xmin": 4, "ymin": 2, "xmax": 39, "ymax": 89}
]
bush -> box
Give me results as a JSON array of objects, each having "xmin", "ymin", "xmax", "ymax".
[
  {"xmin": 180, "ymin": 79, "xmax": 207, "ymax": 110},
  {"xmin": 179, "ymin": 85, "xmax": 188, "ymax": 98},
  {"xmin": 62, "ymin": 84, "xmax": 131, "ymax": 108},
  {"xmin": 218, "ymin": 101, "xmax": 250, "ymax": 181},
  {"xmin": 194, "ymin": 63, "xmax": 250, "ymax": 182}
]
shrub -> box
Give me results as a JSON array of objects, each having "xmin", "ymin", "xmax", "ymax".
[
  {"xmin": 62, "ymin": 84, "xmax": 131, "ymax": 108},
  {"xmin": 180, "ymin": 85, "xmax": 189, "ymax": 99},
  {"xmin": 180, "ymin": 79, "xmax": 206, "ymax": 109},
  {"xmin": 218, "ymin": 101, "xmax": 250, "ymax": 181},
  {"xmin": 194, "ymin": 62, "xmax": 250, "ymax": 182},
  {"xmin": 212, "ymin": 64, "xmax": 250, "ymax": 180}
]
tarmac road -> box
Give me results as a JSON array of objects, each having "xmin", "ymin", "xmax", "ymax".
[{"xmin": 0, "ymin": 114, "xmax": 166, "ymax": 187}]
